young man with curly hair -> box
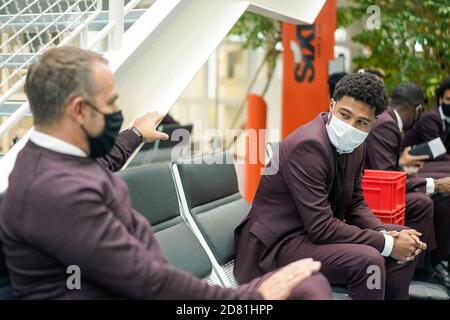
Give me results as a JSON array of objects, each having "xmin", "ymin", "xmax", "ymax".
[{"xmin": 234, "ymin": 73, "xmax": 429, "ymax": 300}]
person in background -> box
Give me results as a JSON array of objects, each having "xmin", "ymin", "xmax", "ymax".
[
  {"xmin": 0, "ymin": 46, "xmax": 332, "ymax": 300},
  {"xmin": 359, "ymin": 67, "xmax": 386, "ymax": 82},
  {"xmin": 328, "ymin": 72, "xmax": 347, "ymax": 98},
  {"xmin": 160, "ymin": 113, "xmax": 180, "ymax": 126},
  {"xmin": 12, "ymin": 128, "xmax": 28, "ymax": 145},
  {"xmin": 234, "ymin": 73, "xmax": 426, "ymax": 300},
  {"xmin": 402, "ymin": 76, "xmax": 450, "ymax": 168},
  {"xmin": 364, "ymin": 83, "xmax": 450, "ymax": 288}
]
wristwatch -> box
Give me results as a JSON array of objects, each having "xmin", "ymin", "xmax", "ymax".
[{"xmin": 130, "ymin": 126, "xmax": 143, "ymax": 143}]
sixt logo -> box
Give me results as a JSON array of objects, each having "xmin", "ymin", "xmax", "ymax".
[{"xmin": 290, "ymin": 24, "xmax": 315, "ymax": 83}]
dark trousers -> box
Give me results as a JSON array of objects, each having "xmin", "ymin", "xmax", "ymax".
[
  {"xmin": 415, "ymin": 165, "xmax": 450, "ymax": 258},
  {"xmin": 404, "ymin": 192, "xmax": 436, "ymax": 268},
  {"xmin": 431, "ymin": 194, "xmax": 450, "ymax": 258},
  {"xmin": 276, "ymin": 225, "xmax": 418, "ymax": 300}
]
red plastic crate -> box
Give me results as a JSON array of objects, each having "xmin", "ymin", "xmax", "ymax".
[
  {"xmin": 362, "ymin": 170, "xmax": 406, "ymax": 214},
  {"xmin": 373, "ymin": 206, "xmax": 405, "ymax": 225}
]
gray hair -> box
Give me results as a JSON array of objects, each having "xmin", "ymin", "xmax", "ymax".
[{"xmin": 24, "ymin": 46, "xmax": 107, "ymax": 127}]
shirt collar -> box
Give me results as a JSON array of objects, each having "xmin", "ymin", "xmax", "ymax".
[
  {"xmin": 393, "ymin": 109, "xmax": 403, "ymax": 132},
  {"xmin": 439, "ymin": 105, "xmax": 450, "ymax": 123},
  {"xmin": 30, "ymin": 130, "xmax": 87, "ymax": 157}
]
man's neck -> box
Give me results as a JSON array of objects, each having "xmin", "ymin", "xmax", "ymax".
[{"xmin": 35, "ymin": 124, "xmax": 89, "ymax": 154}]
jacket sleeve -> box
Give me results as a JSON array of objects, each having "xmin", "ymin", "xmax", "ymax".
[
  {"xmin": 283, "ymin": 139, "xmax": 385, "ymax": 251},
  {"xmin": 96, "ymin": 129, "xmax": 141, "ymax": 172},
  {"xmin": 23, "ymin": 175, "xmax": 261, "ymax": 300}
]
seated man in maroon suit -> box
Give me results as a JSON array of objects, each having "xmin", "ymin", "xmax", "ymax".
[
  {"xmin": 402, "ymin": 76, "xmax": 450, "ymax": 172},
  {"xmin": 365, "ymin": 82, "xmax": 450, "ymax": 288},
  {"xmin": 0, "ymin": 47, "xmax": 332, "ymax": 300},
  {"xmin": 234, "ymin": 73, "xmax": 427, "ymax": 300}
]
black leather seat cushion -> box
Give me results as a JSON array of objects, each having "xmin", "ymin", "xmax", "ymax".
[
  {"xmin": 117, "ymin": 164, "xmax": 212, "ymax": 279},
  {"xmin": 409, "ymin": 280, "xmax": 449, "ymax": 300},
  {"xmin": 175, "ymin": 152, "xmax": 248, "ymax": 265}
]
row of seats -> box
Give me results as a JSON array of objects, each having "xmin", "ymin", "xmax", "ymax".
[
  {"xmin": 1, "ymin": 150, "xmax": 448, "ymax": 299},
  {"xmin": 121, "ymin": 151, "xmax": 351, "ymax": 299}
]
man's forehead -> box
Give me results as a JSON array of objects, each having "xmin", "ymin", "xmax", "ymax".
[
  {"xmin": 92, "ymin": 62, "xmax": 115, "ymax": 92},
  {"xmin": 336, "ymin": 97, "xmax": 375, "ymax": 119}
]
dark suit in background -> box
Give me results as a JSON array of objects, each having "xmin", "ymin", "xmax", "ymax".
[
  {"xmin": 365, "ymin": 107, "xmax": 450, "ymax": 261},
  {"xmin": 364, "ymin": 108, "xmax": 437, "ymax": 267}
]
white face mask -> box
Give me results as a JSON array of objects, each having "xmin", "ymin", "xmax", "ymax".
[{"xmin": 326, "ymin": 106, "xmax": 369, "ymax": 154}]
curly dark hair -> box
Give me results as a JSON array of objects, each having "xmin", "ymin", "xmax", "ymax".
[
  {"xmin": 332, "ymin": 72, "xmax": 389, "ymax": 116},
  {"xmin": 436, "ymin": 76, "xmax": 450, "ymax": 104}
]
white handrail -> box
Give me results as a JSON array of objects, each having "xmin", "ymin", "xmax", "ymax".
[
  {"xmin": 87, "ymin": 21, "xmax": 115, "ymax": 50},
  {"xmin": 0, "ymin": 0, "xmax": 15, "ymax": 12},
  {"xmin": 124, "ymin": 0, "xmax": 144, "ymax": 15}
]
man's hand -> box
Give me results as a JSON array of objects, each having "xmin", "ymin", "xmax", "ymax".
[
  {"xmin": 132, "ymin": 111, "xmax": 169, "ymax": 143},
  {"xmin": 434, "ymin": 177, "xmax": 450, "ymax": 194},
  {"xmin": 388, "ymin": 229, "xmax": 424, "ymax": 263},
  {"xmin": 399, "ymin": 147, "xmax": 429, "ymax": 169},
  {"xmin": 257, "ymin": 258, "xmax": 321, "ymax": 300}
]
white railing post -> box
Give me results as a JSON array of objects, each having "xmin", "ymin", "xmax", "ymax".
[{"xmin": 109, "ymin": 0, "xmax": 124, "ymax": 51}]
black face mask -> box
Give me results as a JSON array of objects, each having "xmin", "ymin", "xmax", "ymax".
[
  {"xmin": 82, "ymin": 102, "xmax": 124, "ymax": 158},
  {"xmin": 441, "ymin": 103, "xmax": 450, "ymax": 117}
]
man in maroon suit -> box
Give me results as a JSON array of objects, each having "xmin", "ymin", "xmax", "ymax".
[
  {"xmin": 0, "ymin": 47, "xmax": 332, "ymax": 300},
  {"xmin": 234, "ymin": 73, "xmax": 427, "ymax": 300},
  {"xmin": 402, "ymin": 76, "xmax": 450, "ymax": 172},
  {"xmin": 365, "ymin": 83, "xmax": 450, "ymax": 288}
]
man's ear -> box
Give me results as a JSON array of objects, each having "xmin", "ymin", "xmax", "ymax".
[
  {"xmin": 329, "ymin": 99, "xmax": 335, "ymax": 112},
  {"xmin": 66, "ymin": 96, "xmax": 86, "ymax": 124}
]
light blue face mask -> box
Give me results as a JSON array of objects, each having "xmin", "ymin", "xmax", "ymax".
[{"xmin": 326, "ymin": 103, "xmax": 369, "ymax": 154}]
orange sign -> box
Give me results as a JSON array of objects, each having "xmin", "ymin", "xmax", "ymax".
[{"xmin": 281, "ymin": 0, "xmax": 336, "ymax": 138}]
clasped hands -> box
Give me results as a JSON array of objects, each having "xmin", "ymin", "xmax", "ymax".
[{"xmin": 387, "ymin": 229, "xmax": 427, "ymax": 264}]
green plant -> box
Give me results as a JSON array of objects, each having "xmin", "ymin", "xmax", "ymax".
[{"xmin": 338, "ymin": 0, "xmax": 450, "ymax": 106}]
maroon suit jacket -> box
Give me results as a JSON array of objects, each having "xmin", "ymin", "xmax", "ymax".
[
  {"xmin": 402, "ymin": 107, "xmax": 450, "ymax": 160},
  {"xmin": 234, "ymin": 113, "xmax": 386, "ymax": 283},
  {"xmin": 364, "ymin": 107, "xmax": 427, "ymax": 193},
  {"xmin": 0, "ymin": 130, "xmax": 260, "ymax": 300}
]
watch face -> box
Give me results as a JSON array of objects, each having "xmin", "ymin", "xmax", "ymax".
[{"xmin": 132, "ymin": 128, "xmax": 143, "ymax": 142}]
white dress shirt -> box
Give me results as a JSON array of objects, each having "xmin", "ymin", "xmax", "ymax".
[{"xmin": 30, "ymin": 130, "xmax": 87, "ymax": 157}]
